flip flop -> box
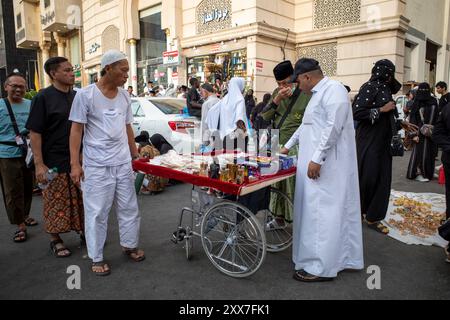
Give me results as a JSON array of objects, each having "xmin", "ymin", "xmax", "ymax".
[
  {"xmin": 122, "ymin": 248, "xmax": 145, "ymax": 262},
  {"xmin": 92, "ymin": 261, "xmax": 111, "ymax": 276}
]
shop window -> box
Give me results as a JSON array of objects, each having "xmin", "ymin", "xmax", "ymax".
[
  {"xmin": 187, "ymin": 49, "xmax": 247, "ymax": 85},
  {"xmin": 16, "ymin": 13, "xmax": 22, "ymax": 29}
]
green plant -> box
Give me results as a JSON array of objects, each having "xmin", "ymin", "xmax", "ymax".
[{"xmin": 24, "ymin": 90, "xmax": 38, "ymax": 100}]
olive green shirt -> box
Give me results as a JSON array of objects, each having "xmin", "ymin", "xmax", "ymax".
[{"xmin": 261, "ymin": 87, "xmax": 311, "ymax": 145}]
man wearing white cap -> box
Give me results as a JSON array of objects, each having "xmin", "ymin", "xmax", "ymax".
[{"xmin": 69, "ymin": 50, "xmax": 144, "ymax": 276}]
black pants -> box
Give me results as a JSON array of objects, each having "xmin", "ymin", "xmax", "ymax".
[
  {"xmin": 0, "ymin": 158, "xmax": 33, "ymax": 225},
  {"xmin": 443, "ymin": 162, "xmax": 450, "ymax": 219}
]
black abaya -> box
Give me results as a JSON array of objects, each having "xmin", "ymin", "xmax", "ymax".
[{"xmin": 353, "ymin": 61, "xmax": 402, "ymax": 222}]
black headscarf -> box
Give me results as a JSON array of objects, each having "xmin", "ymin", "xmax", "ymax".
[
  {"xmin": 415, "ymin": 83, "xmax": 435, "ymax": 103},
  {"xmin": 369, "ymin": 59, "xmax": 402, "ymax": 95}
]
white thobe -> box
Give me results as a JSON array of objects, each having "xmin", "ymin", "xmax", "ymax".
[
  {"xmin": 200, "ymin": 95, "xmax": 220, "ymax": 143},
  {"xmin": 285, "ymin": 77, "xmax": 364, "ymax": 277}
]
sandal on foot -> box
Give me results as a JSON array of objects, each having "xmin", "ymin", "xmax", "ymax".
[
  {"xmin": 366, "ymin": 220, "xmax": 389, "ymax": 235},
  {"xmin": 24, "ymin": 217, "xmax": 38, "ymax": 227},
  {"xmin": 92, "ymin": 261, "xmax": 111, "ymax": 276},
  {"xmin": 293, "ymin": 269, "xmax": 334, "ymax": 282},
  {"xmin": 50, "ymin": 239, "xmax": 72, "ymax": 258},
  {"xmin": 122, "ymin": 248, "xmax": 145, "ymax": 262},
  {"xmin": 13, "ymin": 229, "xmax": 27, "ymax": 243}
]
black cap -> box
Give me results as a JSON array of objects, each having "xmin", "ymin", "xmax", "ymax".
[
  {"xmin": 273, "ymin": 60, "xmax": 294, "ymax": 81},
  {"xmin": 291, "ymin": 58, "xmax": 321, "ymax": 82}
]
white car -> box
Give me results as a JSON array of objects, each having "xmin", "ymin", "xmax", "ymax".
[{"xmin": 131, "ymin": 97, "xmax": 202, "ymax": 154}]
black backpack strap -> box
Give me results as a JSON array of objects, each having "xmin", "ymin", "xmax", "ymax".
[
  {"xmin": 3, "ymin": 98, "xmax": 20, "ymax": 137},
  {"xmin": 276, "ymin": 87, "xmax": 301, "ymax": 130}
]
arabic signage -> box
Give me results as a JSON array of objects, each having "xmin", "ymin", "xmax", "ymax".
[
  {"xmin": 163, "ymin": 51, "xmax": 180, "ymax": 65},
  {"xmin": 41, "ymin": 11, "xmax": 56, "ymax": 26},
  {"xmin": 196, "ymin": 0, "xmax": 232, "ymax": 35}
]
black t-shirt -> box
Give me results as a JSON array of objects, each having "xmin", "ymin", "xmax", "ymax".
[
  {"xmin": 186, "ymin": 87, "xmax": 202, "ymax": 117},
  {"xmin": 439, "ymin": 93, "xmax": 450, "ymax": 112},
  {"xmin": 26, "ymin": 86, "xmax": 76, "ymax": 173}
]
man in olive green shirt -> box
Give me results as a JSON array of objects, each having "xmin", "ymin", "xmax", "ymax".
[{"xmin": 261, "ymin": 60, "xmax": 311, "ymax": 225}]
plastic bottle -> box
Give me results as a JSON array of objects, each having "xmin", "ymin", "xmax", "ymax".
[{"xmin": 38, "ymin": 167, "xmax": 58, "ymax": 190}]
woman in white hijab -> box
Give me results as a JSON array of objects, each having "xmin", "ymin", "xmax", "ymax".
[{"xmin": 207, "ymin": 77, "xmax": 249, "ymax": 151}]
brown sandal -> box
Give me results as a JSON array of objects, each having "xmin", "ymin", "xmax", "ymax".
[
  {"xmin": 366, "ymin": 220, "xmax": 389, "ymax": 235},
  {"xmin": 122, "ymin": 248, "xmax": 145, "ymax": 262},
  {"xmin": 92, "ymin": 261, "xmax": 111, "ymax": 276},
  {"xmin": 293, "ymin": 269, "xmax": 334, "ymax": 282},
  {"xmin": 50, "ymin": 239, "xmax": 71, "ymax": 258},
  {"xmin": 13, "ymin": 229, "xmax": 27, "ymax": 243}
]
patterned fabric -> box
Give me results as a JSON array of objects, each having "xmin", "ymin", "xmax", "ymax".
[{"xmin": 42, "ymin": 173, "xmax": 84, "ymax": 234}]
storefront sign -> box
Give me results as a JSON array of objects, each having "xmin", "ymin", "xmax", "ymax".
[
  {"xmin": 211, "ymin": 43, "xmax": 221, "ymax": 53},
  {"xmin": 163, "ymin": 51, "xmax": 180, "ymax": 65},
  {"xmin": 172, "ymin": 72, "xmax": 178, "ymax": 79},
  {"xmin": 202, "ymin": 9, "xmax": 229, "ymax": 25},
  {"xmin": 196, "ymin": 0, "xmax": 232, "ymax": 35},
  {"xmin": 256, "ymin": 61, "xmax": 263, "ymax": 73}
]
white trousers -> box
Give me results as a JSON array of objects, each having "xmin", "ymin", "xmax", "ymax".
[{"xmin": 82, "ymin": 162, "xmax": 141, "ymax": 263}]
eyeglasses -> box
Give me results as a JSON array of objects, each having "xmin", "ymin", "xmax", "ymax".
[{"xmin": 7, "ymin": 84, "xmax": 26, "ymax": 90}]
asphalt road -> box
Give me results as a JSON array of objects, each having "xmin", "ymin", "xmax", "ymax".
[{"xmin": 0, "ymin": 151, "xmax": 449, "ymax": 300}]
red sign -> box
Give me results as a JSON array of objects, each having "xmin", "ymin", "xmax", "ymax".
[
  {"xmin": 211, "ymin": 43, "xmax": 221, "ymax": 53},
  {"xmin": 256, "ymin": 61, "xmax": 263, "ymax": 68},
  {"xmin": 172, "ymin": 72, "xmax": 178, "ymax": 78},
  {"xmin": 163, "ymin": 51, "xmax": 179, "ymax": 64}
]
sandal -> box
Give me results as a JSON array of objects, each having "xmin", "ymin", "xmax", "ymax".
[
  {"xmin": 293, "ymin": 269, "xmax": 334, "ymax": 282},
  {"xmin": 24, "ymin": 217, "xmax": 38, "ymax": 227},
  {"xmin": 365, "ymin": 220, "xmax": 389, "ymax": 235},
  {"xmin": 50, "ymin": 239, "xmax": 72, "ymax": 258},
  {"xmin": 122, "ymin": 247, "xmax": 145, "ymax": 262},
  {"xmin": 92, "ymin": 261, "xmax": 111, "ymax": 276},
  {"xmin": 13, "ymin": 229, "xmax": 27, "ymax": 243}
]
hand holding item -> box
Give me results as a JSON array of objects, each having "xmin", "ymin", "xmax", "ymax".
[
  {"xmin": 280, "ymin": 147, "xmax": 289, "ymax": 155},
  {"xmin": 35, "ymin": 163, "xmax": 50, "ymax": 184},
  {"xmin": 379, "ymin": 101, "xmax": 396, "ymax": 113},
  {"xmin": 401, "ymin": 120, "xmax": 419, "ymax": 134},
  {"xmin": 70, "ymin": 164, "xmax": 84, "ymax": 188},
  {"xmin": 413, "ymin": 136, "xmax": 420, "ymax": 143},
  {"xmin": 273, "ymin": 86, "xmax": 293, "ymax": 105}
]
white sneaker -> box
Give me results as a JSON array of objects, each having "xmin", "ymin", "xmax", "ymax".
[{"xmin": 415, "ymin": 175, "xmax": 430, "ymax": 182}]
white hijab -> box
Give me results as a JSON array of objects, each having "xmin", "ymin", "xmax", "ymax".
[{"xmin": 206, "ymin": 77, "xmax": 248, "ymax": 140}]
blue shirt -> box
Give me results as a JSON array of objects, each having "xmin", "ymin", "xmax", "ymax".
[{"xmin": 0, "ymin": 99, "xmax": 31, "ymax": 158}]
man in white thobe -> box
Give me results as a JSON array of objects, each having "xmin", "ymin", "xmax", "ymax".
[
  {"xmin": 282, "ymin": 58, "xmax": 364, "ymax": 282},
  {"xmin": 200, "ymin": 83, "xmax": 220, "ymax": 147},
  {"xmin": 69, "ymin": 50, "xmax": 145, "ymax": 276}
]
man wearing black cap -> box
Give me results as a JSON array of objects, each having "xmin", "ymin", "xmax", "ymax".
[
  {"xmin": 260, "ymin": 60, "xmax": 310, "ymax": 227},
  {"xmin": 281, "ymin": 58, "xmax": 364, "ymax": 282}
]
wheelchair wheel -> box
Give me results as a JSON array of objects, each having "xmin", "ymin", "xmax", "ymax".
[
  {"xmin": 260, "ymin": 187, "xmax": 293, "ymax": 252},
  {"xmin": 201, "ymin": 201, "xmax": 266, "ymax": 278}
]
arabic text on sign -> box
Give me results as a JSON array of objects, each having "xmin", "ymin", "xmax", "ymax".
[{"xmin": 202, "ymin": 8, "xmax": 229, "ymax": 25}]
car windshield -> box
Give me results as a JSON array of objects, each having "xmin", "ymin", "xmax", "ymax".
[{"xmin": 150, "ymin": 99, "xmax": 186, "ymax": 114}]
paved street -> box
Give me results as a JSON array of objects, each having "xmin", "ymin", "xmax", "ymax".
[{"xmin": 0, "ymin": 151, "xmax": 449, "ymax": 300}]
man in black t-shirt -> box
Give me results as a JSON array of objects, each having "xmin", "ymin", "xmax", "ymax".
[
  {"xmin": 186, "ymin": 77, "xmax": 203, "ymax": 118},
  {"xmin": 436, "ymin": 81, "xmax": 450, "ymax": 113},
  {"xmin": 26, "ymin": 57, "xmax": 84, "ymax": 258}
]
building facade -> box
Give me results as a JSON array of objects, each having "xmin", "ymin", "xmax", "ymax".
[
  {"xmin": 13, "ymin": 0, "xmax": 450, "ymax": 99},
  {"xmin": 1, "ymin": 0, "xmax": 37, "ymax": 96},
  {"xmin": 13, "ymin": 0, "xmax": 83, "ymax": 89}
]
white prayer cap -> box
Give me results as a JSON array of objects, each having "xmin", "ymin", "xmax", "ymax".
[{"xmin": 101, "ymin": 50, "xmax": 128, "ymax": 69}]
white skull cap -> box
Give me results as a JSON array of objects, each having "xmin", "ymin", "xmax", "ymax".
[{"xmin": 101, "ymin": 50, "xmax": 128, "ymax": 69}]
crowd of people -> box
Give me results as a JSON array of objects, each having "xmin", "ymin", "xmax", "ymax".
[{"xmin": 1, "ymin": 48, "xmax": 449, "ymax": 280}]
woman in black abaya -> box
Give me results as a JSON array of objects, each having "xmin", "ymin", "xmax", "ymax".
[
  {"xmin": 406, "ymin": 83, "xmax": 439, "ymax": 182},
  {"xmin": 353, "ymin": 59, "xmax": 417, "ymax": 234}
]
